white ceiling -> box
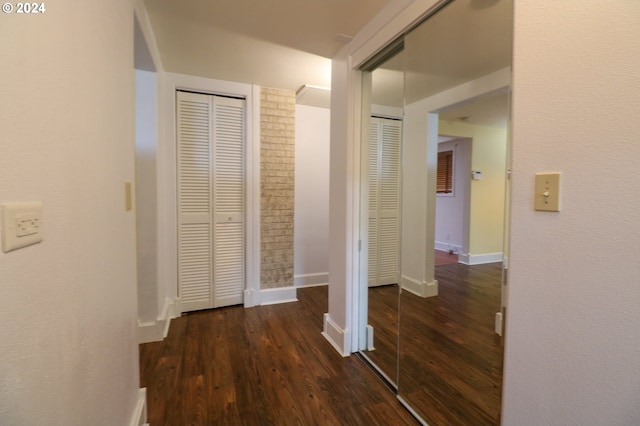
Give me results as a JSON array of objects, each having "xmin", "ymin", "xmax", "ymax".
[
  {"xmin": 439, "ymin": 91, "xmax": 510, "ymax": 128},
  {"xmin": 140, "ymin": 0, "xmax": 512, "ymax": 126},
  {"xmin": 403, "ymin": 0, "xmax": 512, "ymax": 104},
  {"xmin": 369, "ymin": 0, "xmax": 512, "ymax": 128},
  {"xmin": 142, "ymin": 0, "xmax": 391, "ymax": 91}
]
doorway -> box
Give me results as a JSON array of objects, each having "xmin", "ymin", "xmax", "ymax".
[{"xmin": 176, "ymin": 90, "xmax": 246, "ymax": 312}]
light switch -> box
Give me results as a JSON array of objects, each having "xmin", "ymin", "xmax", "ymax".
[
  {"xmin": 1, "ymin": 201, "xmax": 43, "ymax": 252},
  {"xmin": 125, "ymin": 182, "xmax": 132, "ymax": 212},
  {"xmin": 535, "ymin": 172, "xmax": 561, "ymax": 212}
]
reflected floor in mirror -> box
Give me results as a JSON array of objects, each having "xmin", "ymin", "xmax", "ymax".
[
  {"xmin": 363, "ymin": 284, "xmax": 400, "ymax": 384},
  {"xmin": 399, "ymin": 262, "xmax": 504, "ymax": 426}
]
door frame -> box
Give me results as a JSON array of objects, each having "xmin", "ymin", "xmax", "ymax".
[{"xmin": 157, "ymin": 72, "xmax": 261, "ymax": 311}]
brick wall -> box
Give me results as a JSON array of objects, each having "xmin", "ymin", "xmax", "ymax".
[{"xmin": 260, "ymin": 87, "xmax": 295, "ymax": 289}]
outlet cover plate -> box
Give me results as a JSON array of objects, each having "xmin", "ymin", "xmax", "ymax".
[{"xmin": 1, "ymin": 201, "xmax": 43, "ymax": 253}]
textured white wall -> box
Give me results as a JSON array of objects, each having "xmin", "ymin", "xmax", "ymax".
[
  {"xmin": 294, "ymin": 105, "xmax": 330, "ymax": 281},
  {"xmin": 136, "ymin": 69, "xmax": 159, "ymax": 323},
  {"xmin": 503, "ymin": 1, "xmax": 640, "ymax": 424},
  {"xmin": 0, "ymin": 1, "xmax": 140, "ymax": 425}
]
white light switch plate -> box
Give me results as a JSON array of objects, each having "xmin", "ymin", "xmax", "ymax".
[
  {"xmin": 535, "ymin": 172, "xmax": 561, "ymax": 212},
  {"xmin": 1, "ymin": 201, "xmax": 43, "ymax": 253}
]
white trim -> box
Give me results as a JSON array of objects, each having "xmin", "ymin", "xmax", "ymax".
[
  {"xmin": 371, "ymin": 104, "xmax": 403, "ymax": 119},
  {"xmin": 129, "ymin": 388, "xmax": 148, "ymax": 426},
  {"xmin": 294, "ymin": 272, "xmax": 329, "ymax": 287},
  {"xmin": 137, "ymin": 320, "xmax": 160, "ymax": 344},
  {"xmin": 245, "ymin": 85, "xmax": 262, "ymax": 307},
  {"xmin": 434, "ymin": 242, "xmax": 462, "ymax": 254},
  {"xmin": 459, "ymin": 252, "xmax": 503, "ymax": 266},
  {"xmin": 259, "ymin": 286, "xmax": 298, "ymax": 306},
  {"xmin": 349, "ymin": 57, "xmax": 364, "ymax": 355},
  {"xmin": 348, "ymin": 0, "xmax": 443, "ymax": 67},
  {"xmin": 157, "ymin": 72, "xmax": 259, "ymax": 311},
  {"xmin": 137, "ymin": 298, "xmax": 178, "ymax": 344},
  {"xmin": 401, "ymin": 275, "xmax": 438, "ymax": 298},
  {"xmin": 163, "ymin": 298, "xmax": 179, "ymax": 338},
  {"xmin": 322, "ymin": 313, "xmax": 350, "ymax": 357},
  {"xmin": 495, "ymin": 312, "xmax": 503, "ymax": 336},
  {"xmin": 243, "ymin": 288, "xmax": 259, "ymax": 308},
  {"xmin": 134, "ymin": 0, "xmax": 163, "ymax": 72},
  {"xmin": 366, "ymin": 324, "xmax": 375, "ymax": 351},
  {"xmin": 409, "ymin": 67, "xmax": 511, "ymax": 112}
]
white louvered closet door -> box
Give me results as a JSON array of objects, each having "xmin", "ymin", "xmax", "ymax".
[
  {"xmin": 212, "ymin": 97, "xmax": 245, "ymax": 308},
  {"xmin": 368, "ymin": 118, "xmax": 380, "ymax": 286},
  {"xmin": 368, "ymin": 117, "xmax": 401, "ymax": 287},
  {"xmin": 177, "ymin": 91, "xmax": 245, "ymax": 312}
]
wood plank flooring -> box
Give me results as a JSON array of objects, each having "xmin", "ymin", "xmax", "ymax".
[
  {"xmin": 398, "ymin": 262, "xmax": 504, "ymax": 426},
  {"xmin": 434, "ymin": 250, "xmax": 459, "ymax": 266},
  {"xmin": 139, "ymin": 286, "xmax": 418, "ymax": 426},
  {"xmin": 362, "ymin": 284, "xmax": 399, "ymax": 384}
]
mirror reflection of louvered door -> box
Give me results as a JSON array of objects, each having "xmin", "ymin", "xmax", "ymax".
[
  {"xmin": 368, "ymin": 117, "xmax": 401, "ymax": 287},
  {"xmin": 177, "ymin": 91, "xmax": 245, "ymax": 311}
]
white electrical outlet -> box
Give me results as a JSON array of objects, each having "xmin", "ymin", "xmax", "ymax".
[{"xmin": 1, "ymin": 201, "xmax": 43, "ymax": 253}]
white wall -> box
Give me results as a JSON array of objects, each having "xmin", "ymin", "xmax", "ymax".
[
  {"xmin": 435, "ymin": 138, "xmax": 471, "ymax": 253},
  {"xmin": 294, "ymin": 105, "xmax": 330, "ymax": 286},
  {"xmin": 0, "ymin": 1, "xmax": 141, "ymax": 425},
  {"xmin": 136, "ymin": 70, "xmax": 159, "ymax": 323},
  {"xmin": 503, "ymin": 1, "xmax": 640, "ymax": 424}
]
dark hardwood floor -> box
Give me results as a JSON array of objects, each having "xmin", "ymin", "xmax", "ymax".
[
  {"xmin": 139, "ymin": 286, "xmax": 418, "ymax": 426},
  {"xmin": 363, "ymin": 262, "xmax": 503, "ymax": 425},
  {"xmin": 362, "ymin": 284, "xmax": 400, "ymax": 384},
  {"xmin": 398, "ymin": 262, "xmax": 504, "ymax": 426}
]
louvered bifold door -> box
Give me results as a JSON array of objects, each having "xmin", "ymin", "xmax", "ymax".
[
  {"xmin": 212, "ymin": 97, "xmax": 245, "ymax": 308},
  {"xmin": 377, "ymin": 119, "xmax": 401, "ymax": 285},
  {"xmin": 177, "ymin": 91, "xmax": 214, "ymax": 311},
  {"xmin": 368, "ymin": 118, "xmax": 381, "ymax": 287}
]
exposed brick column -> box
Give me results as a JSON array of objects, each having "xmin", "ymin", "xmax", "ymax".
[{"xmin": 260, "ymin": 87, "xmax": 295, "ymax": 289}]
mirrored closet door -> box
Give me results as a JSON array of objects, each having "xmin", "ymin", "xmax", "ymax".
[
  {"xmin": 358, "ymin": 49, "xmax": 405, "ymax": 386},
  {"xmin": 358, "ymin": 0, "xmax": 513, "ymax": 423},
  {"xmin": 398, "ymin": 0, "xmax": 513, "ymax": 424}
]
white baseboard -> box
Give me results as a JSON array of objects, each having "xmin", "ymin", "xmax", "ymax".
[
  {"xmin": 322, "ymin": 313, "xmax": 350, "ymax": 357},
  {"xmin": 137, "ymin": 320, "xmax": 161, "ymax": 344},
  {"xmin": 495, "ymin": 312, "xmax": 503, "ymax": 336},
  {"xmin": 401, "ymin": 275, "xmax": 438, "ymax": 298},
  {"xmin": 129, "ymin": 388, "xmax": 147, "ymax": 426},
  {"xmin": 366, "ymin": 324, "xmax": 375, "ymax": 351},
  {"xmin": 137, "ymin": 298, "xmax": 178, "ymax": 344},
  {"xmin": 434, "ymin": 241, "xmax": 462, "ymax": 254},
  {"xmin": 259, "ymin": 286, "xmax": 298, "ymax": 306},
  {"xmin": 244, "ymin": 288, "xmax": 259, "ymax": 308},
  {"xmin": 459, "ymin": 252, "xmax": 503, "ymax": 265},
  {"xmin": 294, "ymin": 272, "xmax": 329, "ymax": 287}
]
